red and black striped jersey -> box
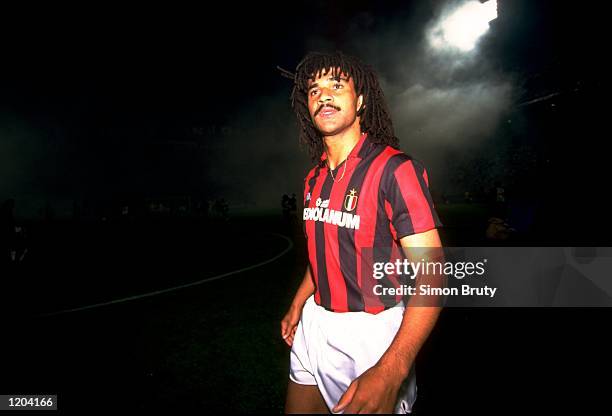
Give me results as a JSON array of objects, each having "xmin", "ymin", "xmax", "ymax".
[{"xmin": 303, "ymin": 132, "xmax": 443, "ymax": 313}]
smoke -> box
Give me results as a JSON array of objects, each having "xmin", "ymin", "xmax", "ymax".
[
  {"xmin": 0, "ymin": 112, "xmax": 73, "ymax": 218},
  {"xmin": 391, "ymin": 81, "xmax": 513, "ymax": 150},
  {"xmin": 203, "ymin": 93, "xmax": 310, "ymax": 212},
  {"xmin": 0, "ymin": 113, "xmax": 50, "ymax": 197},
  {"xmin": 342, "ymin": 0, "xmax": 515, "ymax": 193},
  {"xmin": 0, "ymin": 2, "xmax": 532, "ymax": 219},
  {"xmin": 215, "ymin": 0, "xmax": 515, "ymax": 209}
]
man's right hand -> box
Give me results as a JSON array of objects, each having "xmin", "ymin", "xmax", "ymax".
[
  {"xmin": 280, "ymin": 305, "xmax": 302, "ymax": 347},
  {"xmin": 282, "ymin": 266, "xmax": 315, "ymax": 347}
]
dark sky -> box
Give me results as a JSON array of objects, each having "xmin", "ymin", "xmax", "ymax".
[{"xmin": 0, "ymin": 0, "xmax": 606, "ymax": 217}]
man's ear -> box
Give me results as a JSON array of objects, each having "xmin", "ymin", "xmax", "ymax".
[{"xmin": 357, "ymin": 95, "xmax": 364, "ymax": 113}]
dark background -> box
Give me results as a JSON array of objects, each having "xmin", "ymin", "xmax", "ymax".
[
  {"xmin": 1, "ymin": 0, "xmax": 610, "ymax": 413},
  {"xmin": 1, "ymin": 0, "xmax": 608, "ymax": 234}
]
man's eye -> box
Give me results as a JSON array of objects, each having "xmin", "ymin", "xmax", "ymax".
[
  {"xmin": 310, "ymin": 89, "xmax": 319, "ymax": 96},
  {"xmin": 333, "ymin": 83, "xmax": 343, "ymax": 89}
]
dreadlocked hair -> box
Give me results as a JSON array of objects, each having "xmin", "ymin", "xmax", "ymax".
[{"xmin": 287, "ymin": 51, "xmax": 399, "ymax": 162}]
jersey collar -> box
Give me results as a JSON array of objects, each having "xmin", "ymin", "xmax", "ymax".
[{"xmin": 319, "ymin": 132, "xmax": 369, "ymax": 166}]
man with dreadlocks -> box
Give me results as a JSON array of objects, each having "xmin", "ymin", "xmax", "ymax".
[{"xmin": 280, "ymin": 51, "xmax": 444, "ymax": 413}]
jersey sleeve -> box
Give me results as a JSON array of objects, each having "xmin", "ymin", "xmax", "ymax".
[{"xmin": 382, "ymin": 158, "xmax": 443, "ymax": 240}]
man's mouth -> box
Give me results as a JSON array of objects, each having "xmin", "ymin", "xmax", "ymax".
[{"xmin": 317, "ymin": 106, "xmax": 340, "ymax": 118}]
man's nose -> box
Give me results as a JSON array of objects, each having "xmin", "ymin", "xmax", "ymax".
[{"xmin": 318, "ymin": 88, "xmax": 333, "ymax": 103}]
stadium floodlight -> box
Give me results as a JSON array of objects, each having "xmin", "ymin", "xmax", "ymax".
[{"xmin": 428, "ymin": 0, "xmax": 498, "ymax": 52}]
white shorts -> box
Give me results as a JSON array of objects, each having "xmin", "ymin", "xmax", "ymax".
[{"xmin": 289, "ymin": 295, "xmax": 417, "ymax": 414}]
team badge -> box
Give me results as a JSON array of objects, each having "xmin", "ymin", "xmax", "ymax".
[{"xmin": 344, "ymin": 188, "xmax": 359, "ymax": 212}]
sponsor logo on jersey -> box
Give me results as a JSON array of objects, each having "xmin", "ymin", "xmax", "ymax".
[
  {"xmin": 303, "ymin": 197, "xmax": 360, "ymax": 230},
  {"xmin": 315, "ymin": 198, "xmax": 330, "ymax": 208}
]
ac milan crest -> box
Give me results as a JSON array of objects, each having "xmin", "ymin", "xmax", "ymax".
[{"xmin": 344, "ymin": 188, "xmax": 359, "ymax": 212}]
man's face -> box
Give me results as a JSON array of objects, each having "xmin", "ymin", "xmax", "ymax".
[{"xmin": 307, "ymin": 68, "xmax": 364, "ymax": 137}]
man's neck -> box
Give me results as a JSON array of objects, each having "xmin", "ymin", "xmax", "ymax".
[{"xmin": 323, "ymin": 123, "xmax": 362, "ymax": 169}]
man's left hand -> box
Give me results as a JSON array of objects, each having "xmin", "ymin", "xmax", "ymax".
[{"xmin": 332, "ymin": 363, "xmax": 404, "ymax": 414}]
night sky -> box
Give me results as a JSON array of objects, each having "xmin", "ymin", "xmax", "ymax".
[{"xmin": 1, "ymin": 0, "xmax": 607, "ymax": 238}]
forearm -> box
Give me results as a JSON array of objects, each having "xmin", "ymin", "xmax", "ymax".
[
  {"xmin": 379, "ymin": 230, "xmax": 444, "ymax": 381},
  {"xmin": 290, "ymin": 265, "xmax": 315, "ymax": 310},
  {"xmin": 377, "ymin": 306, "xmax": 441, "ymax": 380}
]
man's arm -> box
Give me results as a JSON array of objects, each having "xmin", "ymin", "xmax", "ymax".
[
  {"xmin": 334, "ymin": 228, "xmax": 443, "ymax": 413},
  {"xmin": 281, "ymin": 265, "xmax": 316, "ymax": 347},
  {"xmin": 377, "ymin": 228, "xmax": 443, "ymax": 377}
]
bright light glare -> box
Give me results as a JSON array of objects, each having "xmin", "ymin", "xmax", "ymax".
[{"xmin": 429, "ymin": 0, "xmax": 498, "ymax": 52}]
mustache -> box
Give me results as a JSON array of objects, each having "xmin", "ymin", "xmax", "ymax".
[{"xmin": 315, "ymin": 104, "xmax": 341, "ymax": 116}]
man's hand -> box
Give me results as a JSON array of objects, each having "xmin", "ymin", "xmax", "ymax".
[
  {"xmin": 280, "ymin": 305, "xmax": 302, "ymax": 347},
  {"xmin": 332, "ymin": 363, "xmax": 404, "ymax": 414}
]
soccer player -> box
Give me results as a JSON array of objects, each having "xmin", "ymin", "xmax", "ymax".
[{"xmin": 280, "ymin": 51, "xmax": 444, "ymax": 413}]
